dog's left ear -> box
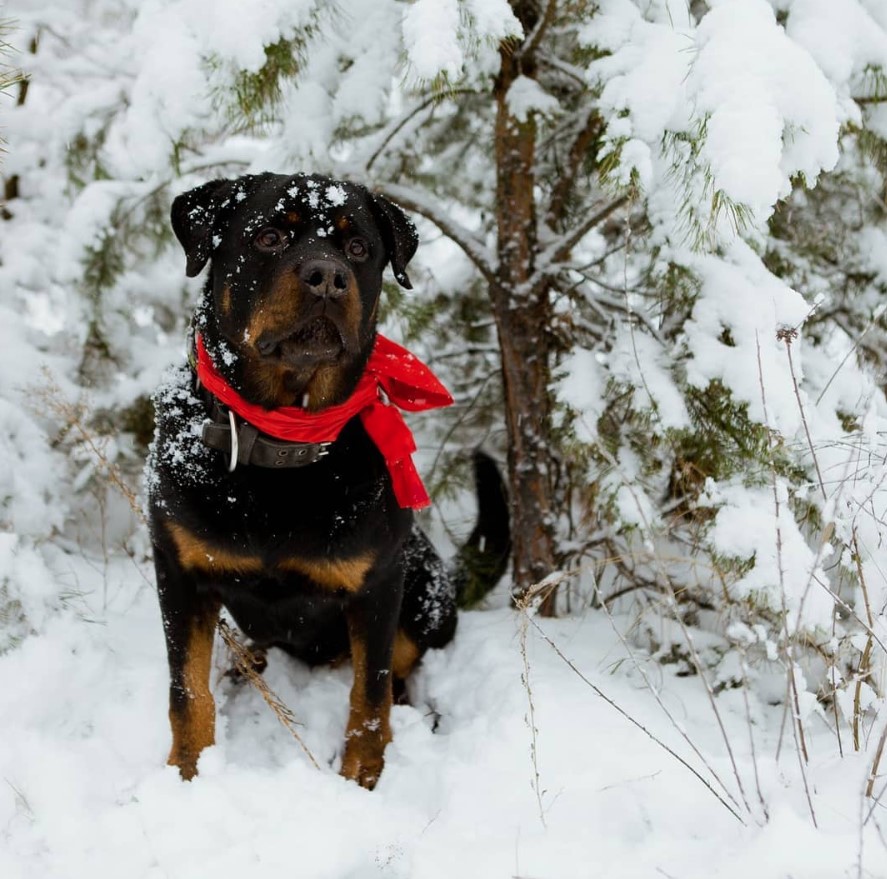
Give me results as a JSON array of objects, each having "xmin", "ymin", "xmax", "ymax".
[
  {"xmin": 370, "ymin": 194, "xmax": 419, "ymax": 290},
  {"xmin": 170, "ymin": 178, "xmax": 237, "ymax": 277},
  {"xmin": 171, "ymin": 174, "xmax": 272, "ymax": 277}
]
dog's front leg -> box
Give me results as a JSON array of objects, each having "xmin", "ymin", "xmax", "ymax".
[
  {"xmin": 154, "ymin": 544, "xmax": 220, "ymax": 780},
  {"xmin": 341, "ymin": 578, "xmax": 402, "ymax": 790}
]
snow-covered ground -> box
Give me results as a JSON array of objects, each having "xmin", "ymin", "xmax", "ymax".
[{"xmin": 0, "ymin": 552, "xmax": 882, "ymax": 878}]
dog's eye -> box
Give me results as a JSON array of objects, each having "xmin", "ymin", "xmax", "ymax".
[
  {"xmin": 346, "ymin": 238, "xmax": 368, "ymax": 261},
  {"xmin": 255, "ymin": 228, "xmax": 286, "ymax": 251}
]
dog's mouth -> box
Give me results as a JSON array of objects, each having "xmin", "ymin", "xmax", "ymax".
[{"xmin": 260, "ymin": 317, "xmax": 345, "ymax": 366}]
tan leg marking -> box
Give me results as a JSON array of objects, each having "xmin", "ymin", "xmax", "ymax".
[
  {"xmin": 392, "ymin": 629, "xmax": 421, "ymax": 680},
  {"xmin": 340, "ymin": 618, "xmax": 392, "ymax": 790},
  {"xmin": 168, "ymin": 601, "xmax": 220, "ymax": 780}
]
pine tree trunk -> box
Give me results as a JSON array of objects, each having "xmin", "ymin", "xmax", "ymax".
[{"xmin": 491, "ymin": 8, "xmax": 558, "ymax": 615}]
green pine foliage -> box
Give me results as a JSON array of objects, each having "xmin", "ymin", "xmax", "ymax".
[{"xmin": 7, "ymin": 2, "xmax": 887, "ymax": 722}]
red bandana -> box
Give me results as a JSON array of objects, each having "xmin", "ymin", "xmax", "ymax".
[{"xmin": 195, "ymin": 333, "xmax": 453, "ymax": 509}]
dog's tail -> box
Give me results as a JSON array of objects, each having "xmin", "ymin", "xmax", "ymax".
[{"xmin": 451, "ymin": 450, "xmax": 511, "ymax": 608}]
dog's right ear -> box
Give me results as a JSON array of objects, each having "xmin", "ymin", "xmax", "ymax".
[
  {"xmin": 170, "ymin": 178, "xmax": 236, "ymax": 277},
  {"xmin": 369, "ymin": 194, "xmax": 419, "ymax": 290}
]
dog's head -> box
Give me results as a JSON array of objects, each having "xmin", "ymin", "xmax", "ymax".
[{"xmin": 171, "ymin": 173, "xmax": 417, "ymax": 410}]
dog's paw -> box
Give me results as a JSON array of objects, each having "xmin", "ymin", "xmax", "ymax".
[
  {"xmin": 340, "ymin": 752, "xmax": 383, "ymax": 790},
  {"xmin": 340, "ymin": 727, "xmax": 389, "ymax": 790},
  {"xmin": 168, "ymin": 749, "xmax": 200, "ymax": 781}
]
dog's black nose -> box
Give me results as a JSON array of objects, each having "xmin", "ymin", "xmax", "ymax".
[{"xmin": 299, "ymin": 259, "xmax": 349, "ymax": 300}]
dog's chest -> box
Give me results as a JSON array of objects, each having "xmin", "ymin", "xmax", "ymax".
[
  {"xmin": 206, "ymin": 464, "xmax": 390, "ymax": 551},
  {"xmin": 147, "ymin": 362, "xmax": 415, "ymax": 605}
]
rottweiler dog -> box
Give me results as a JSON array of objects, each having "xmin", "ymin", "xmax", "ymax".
[{"xmin": 146, "ymin": 173, "xmax": 509, "ymax": 789}]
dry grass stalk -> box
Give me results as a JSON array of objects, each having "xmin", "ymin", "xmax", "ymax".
[
  {"xmin": 852, "ymin": 531, "xmax": 877, "ymax": 753},
  {"xmin": 37, "ymin": 378, "xmax": 320, "ymax": 772},
  {"xmin": 590, "ymin": 573, "xmax": 748, "ymax": 818},
  {"xmin": 217, "ymin": 619, "xmax": 320, "ymax": 770},
  {"xmin": 590, "ymin": 438, "xmax": 754, "ymax": 814},
  {"xmin": 779, "ymin": 327, "xmax": 827, "ymax": 502},
  {"xmin": 516, "ymin": 591, "xmax": 548, "ymax": 828},
  {"xmin": 737, "ymin": 650, "xmax": 770, "ymax": 821},
  {"xmin": 35, "ymin": 373, "xmax": 145, "ymax": 523},
  {"xmin": 866, "ymin": 723, "xmax": 887, "ymax": 802},
  {"xmin": 756, "ymin": 332, "xmax": 817, "ymax": 827},
  {"xmin": 518, "ymin": 575, "xmax": 745, "ymax": 825}
]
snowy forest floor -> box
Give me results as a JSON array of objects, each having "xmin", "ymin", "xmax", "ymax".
[{"xmin": 1, "ymin": 548, "xmax": 884, "ymax": 878}]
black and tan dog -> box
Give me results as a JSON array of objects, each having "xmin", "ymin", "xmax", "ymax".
[{"xmin": 146, "ymin": 173, "xmax": 509, "ymax": 789}]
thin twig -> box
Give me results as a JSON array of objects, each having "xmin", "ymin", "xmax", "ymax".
[
  {"xmin": 756, "ymin": 332, "xmax": 817, "ymax": 827},
  {"xmin": 852, "ymin": 531, "xmax": 876, "ymax": 753},
  {"xmin": 830, "ymin": 594, "xmax": 845, "ymax": 758},
  {"xmin": 516, "ymin": 589, "xmax": 745, "ymax": 825},
  {"xmin": 809, "ymin": 572, "xmax": 887, "ymax": 656},
  {"xmin": 545, "ymin": 108, "xmax": 603, "ymax": 227},
  {"xmin": 518, "ymin": 608, "xmax": 547, "ymax": 827},
  {"xmin": 517, "ymin": 0, "xmax": 559, "ymax": 61},
  {"xmin": 780, "ymin": 328, "xmax": 826, "ymax": 502},
  {"xmin": 547, "ymin": 195, "xmax": 630, "ymax": 268},
  {"xmin": 815, "ymin": 306, "xmax": 885, "ymax": 406},
  {"xmin": 738, "ymin": 649, "xmax": 770, "ymax": 821},
  {"xmin": 365, "ymin": 88, "xmax": 477, "ymax": 173},
  {"xmin": 35, "ymin": 374, "xmax": 145, "ymax": 523},
  {"xmin": 866, "ymin": 723, "xmax": 887, "ymax": 802},
  {"xmin": 590, "ymin": 578, "xmax": 746, "ymax": 814},
  {"xmin": 217, "ymin": 620, "xmax": 320, "ymax": 770},
  {"xmin": 591, "ymin": 298, "xmax": 753, "ymax": 818}
]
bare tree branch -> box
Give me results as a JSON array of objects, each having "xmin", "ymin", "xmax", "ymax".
[
  {"xmin": 545, "ymin": 194, "xmax": 630, "ymax": 268},
  {"xmin": 365, "ymin": 88, "xmax": 478, "ymax": 173},
  {"xmin": 375, "ymin": 182, "xmax": 497, "ymax": 285},
  {"xmin": 545, "ymin": 108, "xmax": 604, "ymax": 228},
  {"xmin": 537, "ymin": 51, "xmax": 587, "ymax": 87},
  {"xmin": 517, "ymin": 0, "xmax": 559, "ymax": 61}
]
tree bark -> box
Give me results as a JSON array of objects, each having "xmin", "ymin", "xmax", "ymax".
[{"xmin": 491, "ymin": 4, "xmax": 559, "ymax": 614}]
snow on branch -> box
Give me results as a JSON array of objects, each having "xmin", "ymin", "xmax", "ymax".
[
  {"xmin": 401, "ymin": 0, "xmax": 522, "ymax": 84},
  {"xmin": 584, "ymin": 0, "xmax": 846, "ymax": 244}
]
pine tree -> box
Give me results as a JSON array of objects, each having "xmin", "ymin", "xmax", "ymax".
[{"xmin": 4, "ymin": 2, "xmax": 887, "ymax": 707}]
